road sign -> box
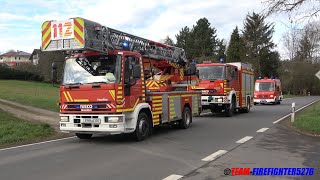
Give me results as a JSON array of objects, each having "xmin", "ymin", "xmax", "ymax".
[{"xmin": 316, "ymin": 70, "xmax": 320, "ymax": 80}]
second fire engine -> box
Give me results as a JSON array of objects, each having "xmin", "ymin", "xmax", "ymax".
[{"xmin": 190, "ymin": 61, "xmax": 254, "ymax": 116}]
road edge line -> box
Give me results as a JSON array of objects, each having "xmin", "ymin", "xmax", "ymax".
[
  {"xmin": 163, "ymin": 174, "xmax": 183, "ymax": 180},
  {"xmin": 0, "ymin": 136, "xmax": 76, "ymax": 152}
]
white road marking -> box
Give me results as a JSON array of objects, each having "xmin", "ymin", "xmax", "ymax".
[
  {"xmin": 296, "ymin": 100, "xmax": 319, "ymax": 112},
  {"xmin": 201, "ymin": 112, "xmax": 211, "ymax": 115},
  {"xmin": 273, "ymin": 99, "xmax": 320, "ymax": 124},
  {"xmin": 163, "ymin": 174, "xmax": 183, "ymax": 180},
  {"xmin": 256, "ymin": 128, "xmax": 269, "ymax": 133},
  {"xmin": 236, "ymin": 136, "xmax": 253, "ymax": 143},
  {"xmin": 273, "ymin": 114, "xmax": 291, "ymax": 124},
  {"xmin": 0, "ymin": 136, "xmax": 76, "ymax": 152},
  {"xmin": 201, "ymin": 150, "xmax": 227, "ymax": 162}
]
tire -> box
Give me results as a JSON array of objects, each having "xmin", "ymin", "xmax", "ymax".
[
  {"xmin": 244, "ymin": 98, "xmax": 250, "ymax": 113},
  {"xmin": 132, "ymin": 112, "xmax": 151, "ymax": 141},
  {"xmin": 179, "ymin": 106, "xmax": 192, "ymax": 129},
  {"xmin": 239, "ymin": 98, "xmax": 250, "ymax": 113},
  {"xmin": 225, "ymin": 97, "xmax": 235, "ymax": 117},
  {"xmin": 75, "ymin": 133, "xmax": 93, "ymax": 139}
]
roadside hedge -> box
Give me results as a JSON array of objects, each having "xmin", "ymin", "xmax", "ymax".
[{"xmin": 0, "ymin": 65, "xmax": 43, "ymax": 81}]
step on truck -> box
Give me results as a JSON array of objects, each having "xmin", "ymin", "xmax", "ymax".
[
  {"xmin": 42, "ymin": 17, "xmax": 201, "ymax": 141},
  {"xmin": 254, "ymin": 77, "xmax": 282, "ymax": 105},
  {"xmin": 189, "ymin": 61, "xmax": 254, "ymax": 116}
]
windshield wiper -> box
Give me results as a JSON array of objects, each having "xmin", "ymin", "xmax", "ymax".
[
  {"xmin": 64, "ymin": 82, "xmax": 83, "ymax": 85},
  {"xmin": 85, "ymin": 81, "xmax": 109, "ymax": 84}
]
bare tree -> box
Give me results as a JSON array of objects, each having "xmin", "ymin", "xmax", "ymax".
[
  {"xmin": 282, "ymin": 27, "xmax": 301, "ymax": 60},
  {"xmin": 264, "ymin": 0, "xmax": 320, "ymax": 21}
]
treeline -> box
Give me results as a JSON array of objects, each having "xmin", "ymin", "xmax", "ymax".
[
  {"xmin": 162, "ymin": 12, "xmax": 320, "ymax": 95},
  {"xmin": 279, "ymin": 21, "xmax": 320, "ymax": 95},
  {"xmin": 163, "ymin": 12, "xmax": 280, "ymax": 79}
]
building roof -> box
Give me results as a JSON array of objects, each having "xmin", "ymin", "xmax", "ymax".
[
  {"xmin": 29, "ymin": 49, "xmax": 40, "ymax": 60},
  {"xmin": 0, "ymin": 50, "xmax": 31, "ymax": 57}
]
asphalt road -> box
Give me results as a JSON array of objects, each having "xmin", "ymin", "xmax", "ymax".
[{"xmin": 0, "ymin": 96, "xmax": 319, "ymax": 180}]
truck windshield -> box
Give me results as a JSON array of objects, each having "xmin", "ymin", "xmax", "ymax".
[
  {"xmin": 63, "ymin": 55, "xmax": 121, "ymax": 85},
  {"xmin": 255, "ymin": 82, "xmax": 275, "ymax": 92},
  {"xmin": 197, "ymin": 66, "xmax": 225, "ymax": 80}
]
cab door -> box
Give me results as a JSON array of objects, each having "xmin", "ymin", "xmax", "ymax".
[{"xmin": 123, "ymin": 54, "xmax": 143, "ymax": 110}]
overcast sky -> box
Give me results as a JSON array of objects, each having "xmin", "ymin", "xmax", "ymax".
[{"xmin": 0, "ymin": 0, "xmax": 298, "ymax": 58}]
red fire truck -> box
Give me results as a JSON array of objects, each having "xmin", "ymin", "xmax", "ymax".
[
  {"xmin": 254, "ymin": 77, "xmax": 282, "ymax": 105},
  {"xmin": 189, "ymin": 61, "xmax": 254, "ymax": 116},
  {"xmin": 42, "ymin": 17, "xmax": 201, "ymax": 141}
]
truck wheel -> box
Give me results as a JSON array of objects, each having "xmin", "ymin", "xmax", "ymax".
[
  {"xmin": 244, "ymin": 98, "xmax": 251, "ymax": 113},
  {"xmin": 75, "ymin": 133, "xmax": 92, "ymax": 139},
  {"xmin": 225, "ymin": 98, "xmax": 235, "ymax": 117},
  {"xmin": 132, "ymin": 112, "xmax": 151, "ymax": 141},
  {"xmin": 179, "ymin": 106, "xmax": 192, "ymax": 129}
]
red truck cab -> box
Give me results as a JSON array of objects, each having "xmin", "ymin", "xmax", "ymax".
[{"xmin": 254, "ymin": 77, "xmax": 282, "ymax": 105}]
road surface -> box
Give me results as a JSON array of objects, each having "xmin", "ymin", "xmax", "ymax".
[{"xmin": 0, "ymin": 96, "xmax": 319, "ymax": 180}]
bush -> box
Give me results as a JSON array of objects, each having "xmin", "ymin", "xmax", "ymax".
[{"xmin": 0, "ymin": 65, "xmax": 43, "ymax": 81}]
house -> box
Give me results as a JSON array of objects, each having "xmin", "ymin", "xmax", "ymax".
[
  {"xmin": 0, "ymin": 50, "xmax": 32, "ymax": 67},
  {"xmin": 29, "ymin": 49, "xmax": 41, "ymax": 65}
]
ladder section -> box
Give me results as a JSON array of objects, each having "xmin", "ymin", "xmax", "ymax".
[
  {"xmin": 98, "ymin": 25, "xmax": 187, "ymax": 65},
  {"xmin": 41, "ymin": 17, "xmax": 187, "ymax": 66}
]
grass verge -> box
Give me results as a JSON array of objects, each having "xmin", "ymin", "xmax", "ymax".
[
  {"xmin": 293, "ymin": 101, "xmax": 320, "ymax": 135},
  {"xmin": 0, "ymin": 80, "xmax": 59, "ymax": 111},
  {"xmin": 283, "ymin": 94, "xmax": 298, "ymax": 99},
  {"xmin": 0, "ymin": 109, "xmax": 54, "ymax": 145}
]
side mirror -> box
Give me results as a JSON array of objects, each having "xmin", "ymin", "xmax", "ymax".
[{"xmin": 51, "ymin": 62, "xmax": 58, "ymax": 83}]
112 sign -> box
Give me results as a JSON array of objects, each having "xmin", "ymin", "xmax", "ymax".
[{"xmin": 51, "ymin": 20, "xmax": 74, "ymax": 40}]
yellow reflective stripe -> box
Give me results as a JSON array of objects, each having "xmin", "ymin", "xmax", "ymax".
[
  {"xmin": 63, "ymin": 92, "xmax": 70, "ymax": 102},
  {"xmin": 153, "ymin": 104, "xmax": 162, "ymax": 107},
  {"xmin": 66, "ymin": 92, "xmax": 73, "ymax": 102},
  {"xmin": 74, "ymin": 23, "xmax": 83, "ymax": 37},
  {"xmin": 42, "ymin": 28, "xmax": 51, "ymax": 43},
  {"xmin": 74, "ymin": 99, "xmax": 89, "ymax": 102}
]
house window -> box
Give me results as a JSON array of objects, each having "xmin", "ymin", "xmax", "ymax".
[
  {"xmin": 15, "ymin": 57, "xmax": 17, "ymax": 60},
  {"xmin": 19, "ymin": 57, "xmax": 20, "ymax": 60}
]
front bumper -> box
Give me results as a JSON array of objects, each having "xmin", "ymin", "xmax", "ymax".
[
  {"xmin": 201, "ymin": 96, "xmax": 228, "ymax": 106},
  {"xmin": 59, "ymin": 114, "xmax": 127, "ymax": 135},
  {"xmin": 254, "ymin": 98, "xmax": 276, "ymax": 104}
]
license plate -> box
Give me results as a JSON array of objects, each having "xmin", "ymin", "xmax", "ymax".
[
  {"xmin": 260, "ymin": 100, "xmax": 267, "ymax": 103},
  {"xmin": 82, "ymin": 118, "xmax": 100, "ymax": 124}
]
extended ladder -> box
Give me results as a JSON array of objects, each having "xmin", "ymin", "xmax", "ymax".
[{"xmin": 41, "ymin": 17, "xmax": 188, "ymax": 66}]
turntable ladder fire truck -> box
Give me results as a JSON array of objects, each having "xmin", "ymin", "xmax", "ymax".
[
  {"xmin": 189, "ymin": 61, "xmax": 254, "ymax": 117},
  {"xmin": 41, "ymin": 17, "xmax": 201, "ymax": 141}
]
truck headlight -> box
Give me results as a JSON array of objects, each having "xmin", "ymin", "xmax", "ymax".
[
  {"xmin": 106, "ymin": 117, "xmax": 123, "ymax": 123},
  {"xmin": 60, "ymin": 116, "xmax": 69, "ymax": 122}
]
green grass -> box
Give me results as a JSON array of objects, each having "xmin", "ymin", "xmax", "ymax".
[
  {"xmin": 0, "ymin": 80, "xmax": 59, "ymax": 111},
  {"xmin": 0, "ymin": 109, "xmax": 54, "ymax": 145},
  {"xmin": 293, "ymin": 101, "xmax": 320, "ymax": 134}
]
